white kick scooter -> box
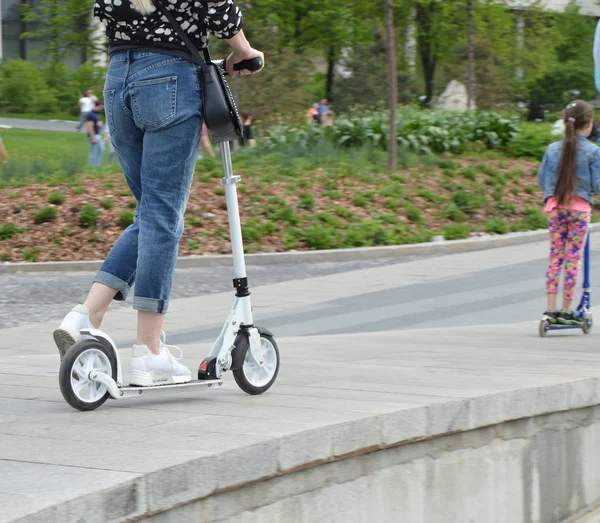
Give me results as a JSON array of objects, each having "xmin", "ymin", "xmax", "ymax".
[{"xmin": 59, "ymin": 60, "xmax": 280, "ymax": 412}]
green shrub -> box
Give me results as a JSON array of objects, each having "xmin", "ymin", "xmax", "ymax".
[
  {"xmin": 242, "ymin": 222, "xmax": 262, "ymax": 243},
  {"xmin": 343, "ymin": 221, "xmax": 391, "ymax": 247},
  {"xmin": 300, "ymin": 224, "xmax": 339, "ymax": 250},
  {"xmin": 512, "ymin": 208, "xmax": 547, "ymax": 231},
  {"xmin": 437, "ymin": 159, "xmax": 459, "ymax": 170},
  {"xmin": 262, "ymin": 109, "xmax": 519, "ymax": 155},
  {"xmin": 188, "ymin": 216, "xmax": 204, "ymax": 227},
  {"xmin": 461, "ymin": 168, "xmax": 476, "ymax": 181},
  {"xmin": 34, "ymin": 206, "xmax": 57, "ymax": 224},
  {"xmin": 493, "ymin": 186, "xmax": 504, "ymax": 203},
  {"xmin": 99, "ymin": 198, "xmax": 114, "ymax": 210},
  {"xmin": 117, "ymin": 211, "xmax": 135, "ymax": 228},
  {"xmin": 417, "ymin": 189, "xmax": 444, "ymax": 204},
  {"xmin": 0, "ymin": 60, "xmax": 59, "ymax": 113},
  {"xmin": 299, "ymin": 192, "xmax": 315, "ymax": 210},
  {"xmin": 439, "ymin": 203, "xmax": 466, "ymax": 222},
  {"xmin": 334, "ymin": 206, "xmax": 355, "ymax": 220},
  {"xmin": 351, "ymin": 195, "xmax": 368, "ymax": 207},
  {"xmin": 441, "ymin": 223, "xmax": 471, "ymax": 240},
  {"xmin": 80, "ymin": 204, "xmax": 99, "ymax": 228},
  {"xmin": 505, "ymin": 124, "xmax": 554, "ymax": 159},
  {"xmin": 48, "ymin": 192, "xmax": 66, "ymax": 205},
  {"xmin": 452, "ymin": 190, "xmax": 486, "ymax": 214},
  {"xmin": 129, "ymin": 199, "xmax": 137, "ymax": 209},
  {"xmin": 0, "ymin": 224, "xmax": 23, "ymax": 240},
  {"xmin": 484, "ymin": 217, "xmax": 509, "ymax": 235},
  {"xmin": 477, "ymin": 164, "xmax": 497, "ymax": 177},
  {"xmin": 510, "ymin": 187, "xmax": 520, "ymax": 196},
  {"xmin": 405, "ymin": 204, "xmax": 424, "ymax": 224},
  {"xmin": 497, "ymin": 202, "xmax": 517, "ymax": 216},
  {"xmin": 23, "ymin": 248, "xmax": 41, "ymax": 261},
  {"xmin": 385, "ymin": 198, "xmax": 399, "ymax": 211},
  {"xmin": 274, "ymin": 206, "xmax": 301, "ymax": 226},
  {"xmin": 261, "ymin": 221, "xmax": 277, "ymax": 235}
]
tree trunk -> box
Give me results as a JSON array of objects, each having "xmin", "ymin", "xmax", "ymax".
[
  {"xmin": 466, "ymin": 0, "xmax": 475, "ymax": 109},
  {"xmin": 384, "ymin": 0, "xmax": 397, "ymax": 172},
  {"xmin": 19, "ymin": 0, "xmax": 28, "ymax": 59},
  {"xmin": 325, "ymin": 46, "xmax": 336, "ymax": 102},
  {"xmin": 416, "ymin": 2, "xmax": 436, "ymax": 106}
]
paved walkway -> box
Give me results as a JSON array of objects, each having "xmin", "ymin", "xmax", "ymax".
[
  {"xmin": 2, "ymin": 238, "xmax": 600, "ymax": 521},
  {"xmin": 0, "ymin": 117, "xmax": 78, "ymax": 133}
]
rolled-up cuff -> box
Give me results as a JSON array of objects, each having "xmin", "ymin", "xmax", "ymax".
[
  {"xmin": 93, "ymin": 271, "xmax": 131, "ymax": 301},
  {"xmin": 134, "ymin": 296, "xmax": 169, "ymax": 314}
]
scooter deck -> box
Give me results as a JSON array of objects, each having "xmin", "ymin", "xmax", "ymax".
[{"xmin": 116, "ymin": 380, "xmax": 222, "ymax": 398}]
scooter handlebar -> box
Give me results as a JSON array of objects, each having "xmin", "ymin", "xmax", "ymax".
[{"xmin": 218, "ymin": 58, "xmax": 264, "ymax": 75}]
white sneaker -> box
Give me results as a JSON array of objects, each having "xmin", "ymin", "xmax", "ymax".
[
  {"xmin": 130, "ymin": 340, "xmax": 192, "ymax": 387},
  {"xmin": 53, "ymin": 305, "xmax": 93, "ymax": 361}
]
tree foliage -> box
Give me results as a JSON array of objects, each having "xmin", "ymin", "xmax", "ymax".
[{"xmin": 21, "ymin": 0, "xmax": 102, "ymax": 67}]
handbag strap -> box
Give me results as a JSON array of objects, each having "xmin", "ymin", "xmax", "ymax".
[{"xmin": 153, "ymin": 0, "xmax": 212, "ymax": 76}]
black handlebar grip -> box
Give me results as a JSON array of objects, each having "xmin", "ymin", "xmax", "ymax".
[{"xmin": 233, "ymin": 57, "xmax": 263, "ymax": 72}]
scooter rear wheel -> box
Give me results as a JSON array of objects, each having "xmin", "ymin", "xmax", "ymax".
[
  {"xmin": 59, "ymin": 339, "xmax": 117, "ymax": 411},
  {"xmin": 233, "ymin": 332, "xmax": 280, "ymax": 395}
]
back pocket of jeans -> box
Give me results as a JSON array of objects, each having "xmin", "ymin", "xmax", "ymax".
[{"xmin": 130, "ymin": 76, "xmax": 177, "ymax": 128}]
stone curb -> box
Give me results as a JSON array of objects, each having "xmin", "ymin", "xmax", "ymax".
[
  {"xmin": 5, "ymin": 224, "xmax": 598, "ymax": 274},
  {"xmin": 14, "ymin": 377, "xmax": 600, "ymax": 522}
]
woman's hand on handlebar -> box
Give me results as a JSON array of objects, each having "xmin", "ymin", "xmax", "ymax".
[
  {"xmin": 225, "ymin": 30, "xmax": 264, "ymax": 76},
  {"xmin": 226, "ymin": 48, "xmax": 264, "ymax": 77}
]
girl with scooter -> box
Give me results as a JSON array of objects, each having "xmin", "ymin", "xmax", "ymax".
[
  {"xmin": 53, "ymin": 0, "xmax": 264, "ymax": 387},
  {"xmin": 538, "ymin": 100, "xmax": 600, "ymax": 326}
]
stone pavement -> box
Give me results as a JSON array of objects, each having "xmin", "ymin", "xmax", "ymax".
[{"xmin": 2, "ymin": 239, "xmax": 600, "ymax": 521}]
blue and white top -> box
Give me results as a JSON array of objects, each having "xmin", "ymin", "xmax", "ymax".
[{"xmin": 94, "ymin": 0, "xmax": 243, "ymax": 56}]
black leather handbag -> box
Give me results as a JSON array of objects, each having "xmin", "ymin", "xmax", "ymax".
[{"xmin": 158, "ymin": 4, "xmax": 253, "ymax": 143}]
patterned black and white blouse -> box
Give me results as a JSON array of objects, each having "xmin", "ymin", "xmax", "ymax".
[{"xmin": 94, "ymin": 0, "xmax": 243, "ymax": 55}]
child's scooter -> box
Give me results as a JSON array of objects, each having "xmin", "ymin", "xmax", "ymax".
[
  {"xmin": 59, "ymin": 58, "xmax": 280, "ymax": 412},
  {"xmin": 539, "ymin": 235, "xmax": 593, "ymax": 337}
]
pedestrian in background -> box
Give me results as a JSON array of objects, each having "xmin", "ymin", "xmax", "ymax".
[
  {"xmin": 76, "ymin": 91, "xmax": 94, "ymax": 132},
  {"xmin": 87, "ymin": 101, "xmax": 105, "ymax": 168},
  {"xmin": 240, "ymin": 111, "xmax": 255, "ymax": 147}
]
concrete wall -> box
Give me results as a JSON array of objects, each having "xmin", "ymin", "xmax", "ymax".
[{"xmin": 144, "ymin": 406, "xmax": 600, "ymax": 523}]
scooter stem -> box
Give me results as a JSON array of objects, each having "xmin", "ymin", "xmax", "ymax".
[{"xmin": 221, "ymin": 142, "xmax": 247, "ymax": 282}]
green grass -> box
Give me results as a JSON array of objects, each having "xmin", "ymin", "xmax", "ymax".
[{"xmin": 0, "ymin": 128, "xmax": 115, "ymax": 186}]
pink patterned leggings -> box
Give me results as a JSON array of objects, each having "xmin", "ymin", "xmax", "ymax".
[{"xmin": 546, "ymin": 209, "xmax": 590, "ymax": 301}]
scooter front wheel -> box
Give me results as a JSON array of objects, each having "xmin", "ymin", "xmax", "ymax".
[
  {"xmin": 583, "ymin": 313, "xmax": 593, "ymax": 335},
  {"xmin": 539, "ymin": 319, "xmax": 549, "ymax": 338},
  {"xmin": 233, "ymin": 332, "xmax": 280, "ymax": 395},
  {"xmin": 59, "ymin": 339, "xmax": 117, "ymax": 411}
]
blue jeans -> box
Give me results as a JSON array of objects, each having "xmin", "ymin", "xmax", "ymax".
[
  {"xmin": 88, "ymin": 135, "xmax": 105, "ymax": 167},
  {"xmin": 94, "ymin": 51, "xmax": 202, "ymax": 313}
]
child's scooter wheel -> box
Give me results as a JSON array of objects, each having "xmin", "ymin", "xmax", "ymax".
[
  {"xmin": 583, "ymin": 314, "xmax": 593, "ymax": 335},
  {"xmin": 59, "ymin": 339, "xmax": 117, "ymax": 411},
  {"xmin": 233, "ymin": 332, "xmax": 280, "ymax": 395},
  {"xmin": 538, "ymin": 320, "xmax": 549, "ymax": 338}
]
